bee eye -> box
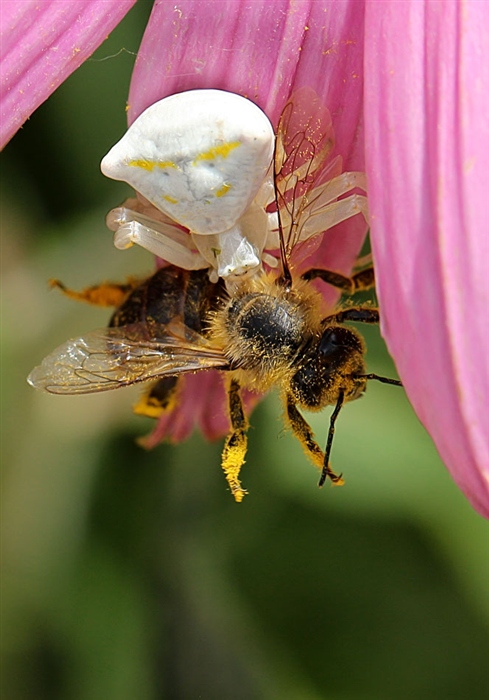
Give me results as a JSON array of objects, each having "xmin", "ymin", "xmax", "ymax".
[
  {"xmin": 319, "ymin": 327, "xmax": 362, "ymax": 359},
  {"xmin": 319, "ymin": 328, "xmax": 343, "ymax": 356}
]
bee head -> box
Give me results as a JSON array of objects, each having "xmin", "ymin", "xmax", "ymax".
[{"xmin": 290, "ymin": 325, "xmax": 367, "ymax": 409}]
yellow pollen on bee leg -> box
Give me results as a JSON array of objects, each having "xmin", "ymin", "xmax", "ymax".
[
  {"xmin": 133, "ymin": 378, "xmax": 180, "ymax": 420},
  {"xmin": 193, "ymin": 141, "xmax": 241, "ymax": 164},
  {"xmin": 133, "ymin": 396, "xmax": 165, "ymax": 419},
  {"xmin": 221, "ymin": 430, "xmax": 248, "ymax": 502},
  {"xmin": 48, "ymin": 279, "xmax": 133, "ymax": 307}
]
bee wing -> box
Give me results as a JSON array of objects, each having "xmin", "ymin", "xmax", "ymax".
[
  {"xmin": 274, "ymin": 87, "xmax": 343, "ymax": 270},
  {"xmin": 27, "ymin": 325, "xmax": 229, "ymax": 395}
]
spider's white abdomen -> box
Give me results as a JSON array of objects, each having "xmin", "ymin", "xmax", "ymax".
[{"xmin": 101, "ymin": 89, "xmax": 274, "ymax": 235}]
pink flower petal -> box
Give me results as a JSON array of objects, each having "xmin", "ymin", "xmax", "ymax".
[
  {"xmin": 127, "ymin": 0, "xmax": 369, "ymax": 443},
  {"xmin": 364, "ymin": 1, "xmax": 489, "ymax": 517},
  {"xmin": 0, "ymin": 0, "xmax": 136, "ymax": 149}
]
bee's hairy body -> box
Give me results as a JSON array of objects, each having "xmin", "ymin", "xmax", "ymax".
[
  {"xmin": 116, "ymin": 268, "xmax": 369, "ymax": 415},
  {"xmin": 109, "ymin": 266, "xmax": 226, "ymax": 418},
  {"xmin": 212, "ymin": 275, "xmax": 320, "ymax": 387},
  {"xmin": 109, "ymin": 265, "xmax": 223, "ymax": 334},
  {"xmin": 210, "ymin": 273, "xmax": 367, "ymax": 410},
  {"xmin": 106, "ymin": 268, "xmax": 368, "ymax": 415},
  {"xmin": 122, "ymin": 267, "xmax": 370, "ymax": 504},
  {"xmin": 31, "ymin": 263, "xmax": 390, "ymax": 502}
]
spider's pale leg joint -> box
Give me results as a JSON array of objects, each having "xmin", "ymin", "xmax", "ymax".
[
  {"xmin": 300, "ymin": 194, "xmax": 370, "ymax": 244},
  {"xmin": 107, "ymin": 207, "xmax": 208, "ymax": 271},
  {"xmin": 321, "ymin": 171, "xmax": 368, "ymax": 201}
]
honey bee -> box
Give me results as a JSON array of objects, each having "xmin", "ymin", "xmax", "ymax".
[{"xmin": 28, "ymin": 90, "xmax": 401, "ymax": 502}]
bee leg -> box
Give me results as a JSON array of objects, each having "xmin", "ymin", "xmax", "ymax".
[
  {"xmin": 350, "ymin": 267, "xmax": 375, "ymax": 292},
  {"xmin": 133, "ymin": 376, "xmax": 180, "ymax": 419},
  {"xmin": 285, "ymin": 395, "xmax": 344, "ymax": 486},
  {"xmin": 301, "ymin": 266, "xmax": 375, "ymax": 294},
  {"xmin": 48, "ymin": 279, "xmax": 137, "ymax": 307},
  {"xmin": 322, "ymin": 307, "xmax": 380, "ymax": 326},
  {"xmin": 221, "ymin": 378, "xmax": 249, "ymax": 502}
]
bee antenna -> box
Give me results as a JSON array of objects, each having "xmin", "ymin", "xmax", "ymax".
[
  {"xmin": 318, "ymin": 374, "xmax": 402, "ymax": 488},
  {"xmin": 356, "ymin": 373, "xmax": 403, "ymax": 387},
  {"xmin": 318, "ymin": 389, "xmax": 345, "ymax": 488}
]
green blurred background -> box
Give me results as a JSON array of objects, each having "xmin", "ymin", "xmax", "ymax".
[{"xmin": 2, "ymin": 5, "xmax": 488, "ymax": 699}]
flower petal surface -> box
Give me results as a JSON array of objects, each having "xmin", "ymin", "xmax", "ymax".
[
  {"xmin": 364, "ymin": 1, "xmax": 489, "ymax": 516},
  {"xmin": 0, "ymin": 0, "xmax": 136, "ymax": 149}
]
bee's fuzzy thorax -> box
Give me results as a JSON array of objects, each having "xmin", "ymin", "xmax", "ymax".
[{"xmin": 207, "ymin": 270, "xmax": 327, "ymax": 392}]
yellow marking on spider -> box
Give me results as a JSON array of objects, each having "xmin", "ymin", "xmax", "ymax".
[
  {"xmin": 163, "ymin": 194, "xmax": 178, "ymax": 204},
  {"xmin": 193, "ymin": 141, "xmax": 241, "ymax": 164},
  {"xmin": 215, "ymin": 183, "xmax": 231, "ymax": 198},
  {"xmin": 128, "ymin": 159, "xmax": 178, "ymax": 171}
]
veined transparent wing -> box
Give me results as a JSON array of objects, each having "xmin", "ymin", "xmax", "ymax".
[
  {"xmin": 273, "ymin": 87, "xmax": 346, "ymax": 269},
  {"xmin": 27, "ymin": 325, "xmax": 229, "ymax": 395}
]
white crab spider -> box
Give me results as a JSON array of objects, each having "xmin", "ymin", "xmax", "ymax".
[{"xmin": 101, "ymin": 89, "xmax": 369, "ymax": 285}]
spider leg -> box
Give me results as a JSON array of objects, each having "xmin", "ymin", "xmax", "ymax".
[
  {"xmin": 107, "ymin": 206, "xmax": 208, "ymax": 271},
  {"xmin": 298, "ymin": 192, "xmax": 369, "ymax": 242},
  {"xmin": 316, "ymin": 171, "xmax": 367, "ymax": 203}
]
